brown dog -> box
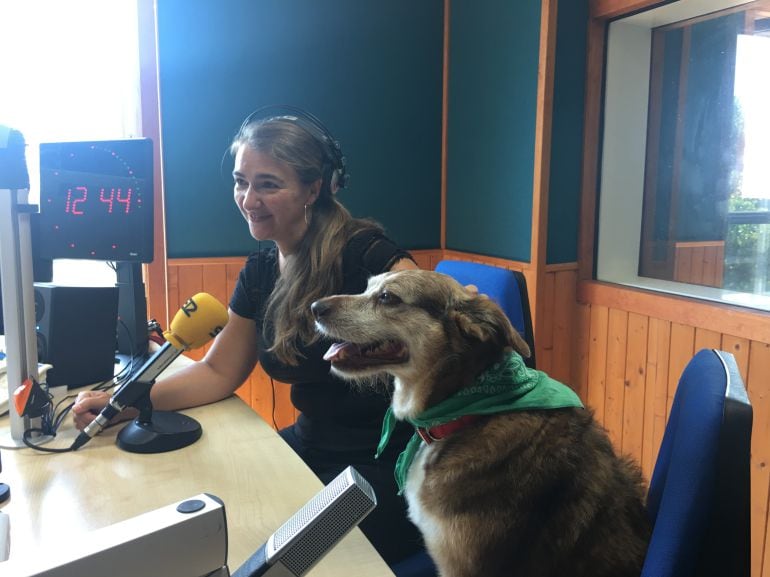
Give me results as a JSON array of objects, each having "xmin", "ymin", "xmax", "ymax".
[{"xmin": 312, "ymin": 270, "xmax": 650, "ymax": 577}]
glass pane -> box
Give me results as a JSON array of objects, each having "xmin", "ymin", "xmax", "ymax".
[{"xmin": 633, "ymin": 1, "xmax": 770, "ymax": 304}]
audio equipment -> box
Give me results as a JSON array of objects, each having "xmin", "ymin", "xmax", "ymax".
[
  {"xmin": 34, "ymin": 283, "xmax": 119, "ymax": 389},
  {"xmin": 3, "ymin": 493, "xmax": 229, "ymax": 576},
  {"xmin": 233, "ymin": 466, "xmax": 377, "ymax": 577},
  {"xmin": 116, "ymin": 261, "xmax": 149, "ymax": 358},
  {"xmin": 0, "ymin": 213, "xmax": 53, "ymax": 335},
  {"xmin": 237, "ymin": 105, "xmax": 349, "ymax": 191},
  {"xmin": 72, "ymin": 292, "xmax": 229, "ymax": 453}
]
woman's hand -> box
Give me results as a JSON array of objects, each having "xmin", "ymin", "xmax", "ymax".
[{"xmin": 72, "ymin": 390, "xmax": 135, "ymax": 430}]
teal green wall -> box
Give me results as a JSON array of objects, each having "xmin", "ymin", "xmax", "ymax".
[
  {"xmin": 157, "ymin": 0, "xmax": 443, "ymax": 258},
  {"xmin": 547, "ymin": 0, "xmax": 588, "ymax": 264},
  {"xmin": 157, "ymin": 0, "xmax": 589, "ymax": 263},
  {"xmin": 445, "ymin": 0, "xmax": 542, "ymax": 262}
]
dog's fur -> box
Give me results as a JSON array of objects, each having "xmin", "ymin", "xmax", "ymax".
[{"xmin": 312, "ymin": 270, "xmax": 650, "ymax": 577}]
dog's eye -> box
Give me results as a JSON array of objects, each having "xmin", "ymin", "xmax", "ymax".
[{"xmin": 378, "ymin": 290, "xmax": 402, "ymax": 305}]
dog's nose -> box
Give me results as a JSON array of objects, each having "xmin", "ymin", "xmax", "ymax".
[{"xmin": 311, "ymin": 299, "xmax": 330, "ymax": 320}]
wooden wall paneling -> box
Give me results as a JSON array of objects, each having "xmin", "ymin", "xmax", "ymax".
[
  {"xmin": 622, "ymin": 312, "xmax": 648, "ymax": 462},
  {"xmin": 538, "ymin": 271, "xmax": 556, "ymax": 374},
  {"xmin": 201, "ymin": 262, "xmax": 229, "ymax": 358},
  {"xmin": 167, "ymin": 265, "xmax": 180, "ymax": 322},
  {"xmin": 587, "ymin": 305, "xmax": 610, "ymax": 419},
  {"xmin": 578, "ymin": 281, "xmax": 770, "ymax": 344},
  {"xmin": 209, "ymin": 260, "xmax": 250, "ymax": 406},
  {"xmin": 199, "ymin": 262, "xmax": 251, "ymax": 403},
  {"xmin": 551, "ymin": 269, "xmax": 577, "ymax": 384},
  {"xmin": 409, "ymin": 250, "xmax": 440, "ymax": 270},
  {"xmin": 641, "ymin": 317, "xmax": 671, "ymax": 481},
  {"xmin": 749, "ymin": 341, "xmax": 770, "ymax": 577},
  {"xmin": 703, "ymin": 243, "xmax": 724, "ymax": 287},
  {"xmin": 604, "ymin": 309, "xmax": 629, "ymax": 448},
  {"xmin": 572, "ymin": 303, "xmax": 592, "ymax": 402},
  {"xmin": 201, "ymin": 263, "xmax": 229, "ymax": 305},
  {"xmin": 666, "ymin": 323, "xmax": 695, "ymax": 417},
  {"xmin": 722, "ymin": 334, "xmax": 751, "ymax": 378},
  {"xmin": 176, "ymin": 265, "xmax": 206, "ymax": 361},
  {"xmin": 694, "ymin": 327, "xmax": 722, "ymax": 352},
  {"xmin": 714, "ymin": 244, "xmax": 725, "ymax": 286},
  {"xmin": 674, "ymin": 248, "xmax": 693, "ymax": 285},
  {"xmin": 673, "ymin": 242, "xmax": 725, "ymax": 288}
]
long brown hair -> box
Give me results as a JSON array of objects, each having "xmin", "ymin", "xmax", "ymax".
[{"xmin": 231, "ymin": 117, "xmax": 381, "ymax": 365}]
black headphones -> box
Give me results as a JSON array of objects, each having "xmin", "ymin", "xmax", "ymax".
[{"xmin": 236, "ymin": 105, "xmax": 349, "ymax": 191}]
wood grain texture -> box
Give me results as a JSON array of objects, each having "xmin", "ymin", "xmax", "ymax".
[
  {"xmin": 577, "ymin": 283, "xmax": 770, "ymax": 577},
  {"xmin": 0, "ymin": 395, "xmax": 392, "ymax": 575}
]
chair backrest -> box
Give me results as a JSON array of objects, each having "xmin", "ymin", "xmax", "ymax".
[
  {"xmin": 434, "ymin": 260, "xmax": 536, "ymax": 368},
  {"xmin": 642, "ymin": 349, "xmax": 752, "ymax": 577}
]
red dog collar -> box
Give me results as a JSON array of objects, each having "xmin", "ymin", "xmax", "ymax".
[{"xmin": 416, "ymin": 414, "xmax": 483, "ymax": 444}]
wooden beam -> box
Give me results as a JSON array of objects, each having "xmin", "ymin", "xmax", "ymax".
[
  {"xmin": 531, "ymin": 0, "xmax": 559, "ymax": 335},
  {"xmin": 577, "ymin": 17, "xmax": 606, "ymax": 281},
  {"xmin": 590, "ymin": 0, "xmax": 671, "ymax": 20}
]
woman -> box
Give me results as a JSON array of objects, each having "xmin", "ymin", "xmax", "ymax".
[{"xmin": 73, "ymin": 112, "xmax": 424, "ymax": 565}]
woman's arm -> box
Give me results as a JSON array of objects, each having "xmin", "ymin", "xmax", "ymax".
[
  {"xmin": 149, "ymin": 309, "xmax": 260, "ymax": 410},
  {"xmin": 73, "ymin": 309, "xmax": 259, "ymax": 429}
]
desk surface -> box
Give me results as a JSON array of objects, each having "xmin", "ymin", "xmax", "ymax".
[{"xmin": 0, "ymin": 393, "xmax": 394, "ymax": 576}]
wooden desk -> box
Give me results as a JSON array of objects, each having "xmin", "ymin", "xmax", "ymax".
[{"xmin": 0, "ymin": 394, "xmax": 394, "ymax": 576}]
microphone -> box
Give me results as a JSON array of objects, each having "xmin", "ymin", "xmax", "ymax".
[
  {"xmin": 233, "ymin": 466, "xmax": 377, "ymax": 577},
  {"xmin": 71, "ymin": 292, "xmax": 228, "ymax": 451}
]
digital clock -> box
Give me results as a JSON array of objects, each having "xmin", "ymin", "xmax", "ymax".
[{"xmin": 38, "ymin": 138, "xmax": 154, "ymax": 263}]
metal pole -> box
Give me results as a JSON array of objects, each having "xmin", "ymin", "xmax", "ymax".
[{"xmin": 0, "ymin": 126, "xmax": 40, "ymax": 446}]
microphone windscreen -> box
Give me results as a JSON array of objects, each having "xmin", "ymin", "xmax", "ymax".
[
  {"xmin": 233, "ymin": 466, "xmax": 377, "ymax": 577},
  {"xmin": 163, "ymin": 292, "xmax": 228, "ymax": 350}
]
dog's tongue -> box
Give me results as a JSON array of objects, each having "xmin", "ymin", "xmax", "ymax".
[{"xmin": 323, "ymin": 342, "xmax": 359, "ymax": 362}]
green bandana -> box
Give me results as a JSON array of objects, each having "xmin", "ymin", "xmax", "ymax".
[{"xmin": 376, "ymin": 351, "xmax": 584, "ymax": 494}]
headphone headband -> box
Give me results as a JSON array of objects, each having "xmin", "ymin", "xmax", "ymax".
[{"xmin": 237, "ymin": 105, "xmax": 349, "ymax": 190}]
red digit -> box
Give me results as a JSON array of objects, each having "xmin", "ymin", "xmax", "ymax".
[
  {"xmin": 116, "ymin": 187, "xmax": 132, "ymax": 213},
  {"xmin": 100, "ymin": 187, "xmax": 115, "ymax": 213},
  {"xmin": 71, "ymin": 186, "xmax": 88, "ymax": 215}
]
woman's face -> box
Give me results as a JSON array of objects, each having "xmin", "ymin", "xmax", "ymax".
[{"xmin": 233, "ymin": 144, "xmax": 319, "ymax": 255}]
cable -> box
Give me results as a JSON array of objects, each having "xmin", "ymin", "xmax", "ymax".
[
  {"xmin": 22, "ymin": 429, "xmax": 70, "ymax": 453},
  {"xmin": 270, "ymin": 377, "xmax": 279, "ymax": 431},
  {"xmin": 20, "ymin": 333, "xmax": 143, "ymax": 453}
]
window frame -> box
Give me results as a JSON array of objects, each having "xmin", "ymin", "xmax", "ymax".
[{"xmin": 585, "ymin": 0, "xmax": 770, "ymax": 313}]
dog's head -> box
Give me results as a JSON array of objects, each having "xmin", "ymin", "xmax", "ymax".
[{"xmin": 312, "ymin": 269, "xmax": 531, "ymax": 419}]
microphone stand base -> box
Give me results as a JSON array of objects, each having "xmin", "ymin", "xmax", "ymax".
[{"xmin": 116, "ymin": 411, "xmax": 202, "ymax": 454}]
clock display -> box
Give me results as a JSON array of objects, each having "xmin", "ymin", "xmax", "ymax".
[{"xmin": 38, "ymin": 139, "xmax": 154, "ymax": 262}]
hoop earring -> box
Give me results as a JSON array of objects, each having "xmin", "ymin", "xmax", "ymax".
[{"xmin": 304, "ymin": 204, "xmax": 310, "ymax": 225}]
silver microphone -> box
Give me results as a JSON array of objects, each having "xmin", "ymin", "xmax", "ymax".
[{"xmin": 233, "ymin": 466, "xmax": 377, "ymax": 577}]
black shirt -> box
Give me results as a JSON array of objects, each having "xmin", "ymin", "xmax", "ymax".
[{"xmin": 229, "ymin": 229, "xmax": 413, "ymax": 452}]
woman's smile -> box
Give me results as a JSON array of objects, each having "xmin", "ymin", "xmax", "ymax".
[{"xmin": 247, "ymin": 211, "xmax": 272, "ymax": 223}]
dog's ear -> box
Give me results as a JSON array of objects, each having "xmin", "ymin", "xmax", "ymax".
[{"xmin": 450, "ymin": 295, "xmax": 532, "ymax": 359}]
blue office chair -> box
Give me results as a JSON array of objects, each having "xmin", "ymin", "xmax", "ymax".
[
  {"xmin": 434, "ymin": 260, "xmax": 536, "ymax": 369},
  {"xmin": 642, "ymin": 348, "xmax": 752, "ymax": 577}
]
